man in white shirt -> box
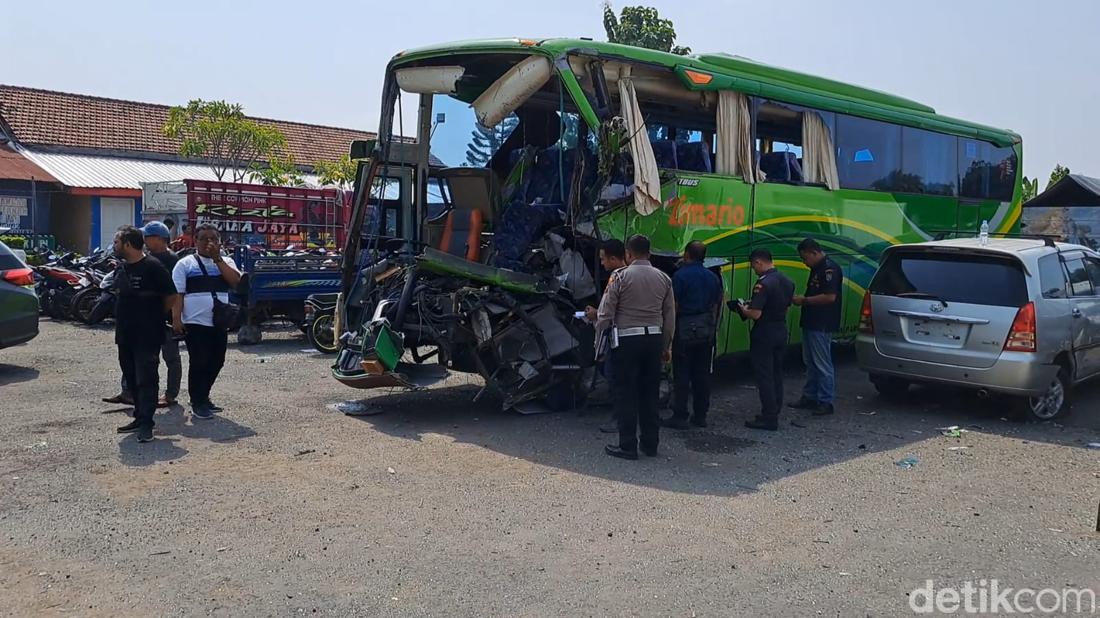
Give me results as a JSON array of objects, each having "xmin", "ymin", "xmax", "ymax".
[{"xmin": 171, "ymin": 224, "xmax": 241, "ymax": 419}]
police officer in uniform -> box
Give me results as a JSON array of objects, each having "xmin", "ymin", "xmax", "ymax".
[
  {"xmin": 596, "ymin": 235, "xmax": 676, "ymax": 460},
  {"xmin": 585, "ymin": 239, "xmax": 628, "ymax": 434},
  {"xmin": 791, "ymin": 238, "xmax": 843, "ymax": 416},
  {"xmin": 731, "ymin": 248, "xmax": 795, "ymax": 431}
]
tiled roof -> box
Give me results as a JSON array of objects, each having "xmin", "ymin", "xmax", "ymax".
[
  {"xmin": 0, "ymin": 143, "xmax": 59, "ymax": 183},
  {"xmin": 0, "ymin": 85, "xmax": 375, "ymax": 166}
]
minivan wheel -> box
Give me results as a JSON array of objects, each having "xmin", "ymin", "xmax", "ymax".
[
  {"xmin": 1020, "ymin": 370, "xmax": 1070, "ymax": 421},
  {"xmin": 871, "ymin": 376, "xmax": 910, "ymax": 400}
]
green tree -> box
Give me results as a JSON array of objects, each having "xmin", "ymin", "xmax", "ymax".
[
  {"xmin": 464, "ymin": 117, "xmax": 518, "ymax": 167},
  {"xmin": 248, "ymin": 151, "xmax": 305, "ymax": 187},
  {"xmin": 602, "ymin": 3, "xmax": 690, "ymax": 55},
  {"xmin": 163, "ymin": 99, "xmax": 288, "ymax": 182},
  {"xmin": 1021, "ymin": 176, "xmax": 1040, "ymax": 202},
  {"xmin": 1049, "ymin": 164, "xmax": 1071, "ymax": 187},
  {"xmin": 314, "ymin": 154, "xmax": 358, "ymax": 189}
]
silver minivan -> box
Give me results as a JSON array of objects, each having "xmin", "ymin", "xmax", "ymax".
[{"xmin": 856, "ymin": 238, "xmax": 1100, "ymax": 420}]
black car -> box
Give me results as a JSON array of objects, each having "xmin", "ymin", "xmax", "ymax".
[{"xmin": 0, "ymin": 240, "xmax": 39, "ymax": 349}]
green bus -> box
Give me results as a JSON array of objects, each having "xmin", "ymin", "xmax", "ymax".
[{"xmin": 335, "ymin": 37, "xmax": 1021, "ymax": 391}]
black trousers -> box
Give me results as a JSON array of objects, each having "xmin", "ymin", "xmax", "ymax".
[
  {"xmin": 118, "ymin": 341, "xmax": 160, "ymax": 428},
  {"xmin": 671, "ymin": 337, "xmax": 714, "ymax": 422},
  {"xmin": 750, "ymin": 323, "xmax": 787, "ymax": 420},
  {"xmin": 184, "ymin": 324, "xmax": 228, "ymax": 407},
  {"xmin": 611, "ymin": 334, "xmax": 663, "ymax": 453}
]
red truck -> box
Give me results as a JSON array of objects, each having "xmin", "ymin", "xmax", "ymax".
[{"xmin": 181, "ymin": 179, "xmax": 350, "ymax": 250}]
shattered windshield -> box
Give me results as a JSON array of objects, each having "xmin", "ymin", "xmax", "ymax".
[{"xmin": 430, "ymin": 95, "xmax": 518, "ymax": 168}]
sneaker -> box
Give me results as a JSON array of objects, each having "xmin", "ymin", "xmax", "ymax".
[
  {"xmin": 789, "ymin": 397, "xmax": 820, "ymax": 411},
  {"xmin": 205, "ymin": 401, "xmax": 224, "ymax": 413},
  {"xmin": 116, "ymin": 420, "xmax": 141, "ymax": 434},
  {"xmin": 103, "ymin": 392, "xmax": 134, "ymax": 405},
  {"xmin": 812, "ymin": 403, "xmax": 835, "ymax": 417},
  {"xmin": 660, "ymin": 416, "xmax": 691, "ymax": 430},
  {"xmin": 689, "ymin": 417, "xmax": 708, "ymax": 429},
  {"xmin": 192, "ymin": 404, "xmax": 214, "ymax": 420},
  {"xmin": 136, "ymin": 425, "xmax": 154, "ymax": 442},
  {"xmin": 744, "ymin": 416, "xmax": 779, "ymax": 431}
]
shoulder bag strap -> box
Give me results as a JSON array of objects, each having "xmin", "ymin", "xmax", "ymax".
[{"xmin": 195, "ymin": 256, "xmax": 220, "ymax": 304}]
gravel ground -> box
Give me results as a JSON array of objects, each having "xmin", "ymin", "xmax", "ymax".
[{"xmin": 1, "ymin": 319, "xmax": 1098, "ymax": 616}]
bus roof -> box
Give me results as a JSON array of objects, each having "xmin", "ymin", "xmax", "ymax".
[{"xmin": 393, "ymin": 38, "xmax": 1020, "ymax": 147}]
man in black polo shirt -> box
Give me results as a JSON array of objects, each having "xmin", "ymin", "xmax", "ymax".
[
  {"xmin": 111, "ymin": 226, "xmax": 178, "ymax": 443},
  {"xmin": 791, "ymin": 238, "xmax": 843, "ymax": 416}
]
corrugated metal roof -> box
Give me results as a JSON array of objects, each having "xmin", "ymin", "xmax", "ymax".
[{"xmin": 17, "ymin": 148, "xmax": 321, "ymax": 189}]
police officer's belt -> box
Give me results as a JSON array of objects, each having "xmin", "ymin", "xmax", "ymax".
[{"xmin": 618, "ymin": 326, "xmax": 662, "ymax": 337}]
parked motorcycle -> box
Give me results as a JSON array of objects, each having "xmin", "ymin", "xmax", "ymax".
[
  {"xmin": 73, "ymin": 268, "xmax": 117, "ymax": 324},
  {"xmin": 34, "ymin": 249, "xmax": 116, "ymax": 321},
  {"xmin": 302, "ymin": 293, "xmax": 339, "ymax": 354},
  {"xmin": 33, "ymin": 252, "xmax": 83, "ymax": 319}
]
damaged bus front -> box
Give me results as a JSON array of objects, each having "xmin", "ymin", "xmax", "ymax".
[{"xmin": 332, "ymin": 40, "xmax": 621, "ymax": 410}]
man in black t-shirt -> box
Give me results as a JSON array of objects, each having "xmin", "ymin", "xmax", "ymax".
[
  {"xmin": 791, "ymin": 238, "xmax": 843, "ymax": 416},
  {"xmin": 103, "ymin": 222, "xmax": 183, "ymax": 407},
  {"xmin": 112, "ymin": 226, "xmax": 178, "ymax": 443}
]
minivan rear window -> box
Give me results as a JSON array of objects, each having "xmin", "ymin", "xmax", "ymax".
[{"xmin": 870, "ymin": 250, "xmax": 1028, "ymax": 307}]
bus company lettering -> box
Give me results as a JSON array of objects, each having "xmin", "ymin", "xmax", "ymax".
[{"xmin": 667, "ymin": 196, "xmax": 746, "ymax": 228}]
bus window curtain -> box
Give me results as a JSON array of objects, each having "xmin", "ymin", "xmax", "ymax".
[
  {"xmin": 617, "ymin": 66, "xmax": 662, "ymax": 216},
  {"xmin": 716, "ymin": 91, "xmax": 758, "ymax": 183},
  {"xmin": 802, "ymin": 111, "xmax": 839, "ymax": 190}
]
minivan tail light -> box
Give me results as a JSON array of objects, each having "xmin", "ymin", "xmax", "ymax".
[
  {"xmin": 1004, "ymin": 302, "xmax": 1037, "ymax": 352},
  {"xmin": 858, "ymin": 292, "xmax": 874, "ymax": 334},
  {"xmin": 2, "ymin": 268, "xmax": 35, "ymax": 287}
]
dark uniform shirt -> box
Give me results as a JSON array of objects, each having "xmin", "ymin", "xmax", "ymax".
[
  {"xmin": 114, "ymin": 257, "xmax": 176, "ymax": 346},
  {"xmin": 150, "ymin": 249, "xmax": 180, "ymax": 273},
  {"xmin": 800, "ymin": 257, "xmax": 842, "ymax": 332},
  {"xmin": 672, "ymin": 262, "xmax": 723, "ymax": 316},
  {"xmin": 748, "ymin": 268, "xmax": 795, "ymax": 325}
]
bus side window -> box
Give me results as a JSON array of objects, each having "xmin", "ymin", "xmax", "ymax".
[
  {"xmin": 959, "ymin": 139, "xmax": 1017, "ymax": 202},
  {"xmin": 836, "ymin": 114, "xmax": 902, "ymax": 191},
  {"xmin": 756, "ymin": 101, "xmax": 804, "ymax": 183}
]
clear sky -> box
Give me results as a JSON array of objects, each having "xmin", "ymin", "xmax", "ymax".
[{"xmin": 4, "ymin": 0, "xmax": 1097, "ymax": 188}]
